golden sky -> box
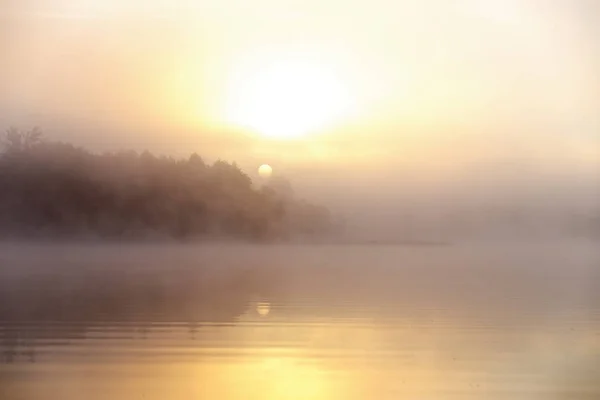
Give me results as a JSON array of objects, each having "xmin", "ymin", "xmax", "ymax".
[{"xmin": 1, "ymin": 0, "xmax": 599, "ymax": 176}]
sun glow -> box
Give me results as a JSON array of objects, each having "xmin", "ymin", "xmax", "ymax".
[
  {"xmin": 226, "ymin": 59, "xmax": 353, "ymax": 139},
  {"xmin": 258, "ymin": 164, "xmax": 273, "ymax": 178}
]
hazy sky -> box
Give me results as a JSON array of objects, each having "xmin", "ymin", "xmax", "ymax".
[{"xmin": 1, "ymin": 0, "xmax": 599, "ymax": 189}]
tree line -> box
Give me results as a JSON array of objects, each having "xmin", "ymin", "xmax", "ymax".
[{"xmin": 0, "ymin": 128, "xmax": 333, "ymax": 240}]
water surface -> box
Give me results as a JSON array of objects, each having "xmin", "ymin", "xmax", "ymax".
[{"xmin": 1, "ymin": 242, "xmax": 599, "ymax": 399}]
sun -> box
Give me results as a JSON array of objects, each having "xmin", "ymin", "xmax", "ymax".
[
  {"xmin": 226, "ymin": 59, "xmax": 352, "ymax": 139},
  {"xmin": 258, "ymin": 164, "xmax": 273, "ymax": 178}
]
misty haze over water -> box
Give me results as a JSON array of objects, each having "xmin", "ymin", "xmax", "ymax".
[
  {"xmin": 0, "ymin": 133, "xmax": 597, "ymax": 400},
  {"xmin": 1, "ymin": 242, "xmax": 599, "ymax": 400},
  {"xmin": 2, "ymin": 0, "xmax": 599, "ymax": 399}
]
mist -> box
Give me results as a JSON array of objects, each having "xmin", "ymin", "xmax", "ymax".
[
  {"xmin": 1, "ymin": 2, "xmax": 600, "ymax": 399},
  {"xmin": 2, "ymin": 0, "xmax": 599, "ymax": 243}
]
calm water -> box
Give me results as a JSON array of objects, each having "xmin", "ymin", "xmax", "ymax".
[{"xmin": 1, "ymin": 242, "xmax": 599, "ymax": 400}]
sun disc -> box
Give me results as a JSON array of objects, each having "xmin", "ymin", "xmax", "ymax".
[{"xmin": 258, "ymin": 164, "xmax": 273, "ymax": 177}]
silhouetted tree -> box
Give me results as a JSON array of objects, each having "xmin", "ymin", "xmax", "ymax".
[
  {"xmin": 1, "ymin": 127, "xmax": 43, "ymax": 153},
  {"xmin": 0, "ymin": 130, "xmax": 332, "ymax": 240}
]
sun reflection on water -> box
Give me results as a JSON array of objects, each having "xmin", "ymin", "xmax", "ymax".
[{"xmin": 256, "ymin": 302, "xmax": 271, "ymax": 317}]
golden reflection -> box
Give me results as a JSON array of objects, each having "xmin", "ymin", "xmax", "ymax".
[
  {"xmin": 256, "ymin": 302, "xmax": 271, "ymax": 317},
  {"xmin": 255, "ymin": 356, "xmax": 330, "ymax": 400}
]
